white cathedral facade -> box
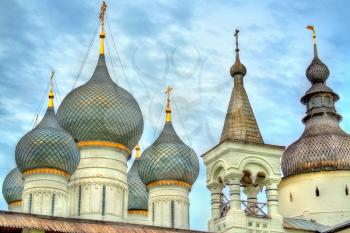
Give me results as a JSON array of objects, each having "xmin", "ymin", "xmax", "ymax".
[{"xmin": 2, "ymin": 2, "xmax": 350, "ymax": 233}]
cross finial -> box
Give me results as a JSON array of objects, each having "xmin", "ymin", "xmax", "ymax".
[
  {"xmin": 234, "ymin": 29, "xmax": 240, "ymax": 60},
  {"xmin": 307, "ymin": 25, "xmax": 318, "ymax": 58},
  {"xmin": 165, "ymin": 86, "xmax": 173, "ymax": 122},
  {"xmin": 234, "ymin": 29, "xmax": 239, "ymax": 51},
  {"xmin": 99, "ymin": 1, "xmax": 107, "ymax": 54},
  {"xmin": 100, "ymin": 1, "xmax": 107, "ymax": 32}
]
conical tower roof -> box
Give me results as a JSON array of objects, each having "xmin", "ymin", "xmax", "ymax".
[{"xmin": 220, "ymin": 29, "xmax": 263, "ymax": 144}]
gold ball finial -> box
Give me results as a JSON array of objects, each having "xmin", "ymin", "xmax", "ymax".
[
  {"xmin": 135, "ymin": 144, "xmax": 141, "ymax": 159},
  {"xmin": 48, "ymin": 70, "xmax": 55, "ymax": 108}
]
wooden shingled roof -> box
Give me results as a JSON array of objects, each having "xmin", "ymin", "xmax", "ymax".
[{"xmin": 0, "ymin": 211, "xmax": 209, "ymax": 233}]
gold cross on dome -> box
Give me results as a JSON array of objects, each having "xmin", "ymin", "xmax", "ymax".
[
  {"xmin": 100, "ymin": 1, "xmax": 107, "ymax": 31},
  {"xmin": 165, "ymin": 86, "xmax": 173, "ymax": 99}
]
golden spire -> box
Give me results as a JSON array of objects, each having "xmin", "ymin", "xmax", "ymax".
[
  {"xmin": 165, "ymin": 86, "xmax": 173, "ymax": 122},
  {"xmin": 307, "ymin": 25, "xmax": 318, "ymax": 58},
  {"xmin": 48, "ymin": 70, "xmax": 55, "ymax": 108},
  {"xmin": 99, "ymin": 1, "xmax": 107, "ymax": 55},
  {"xmin": 135, "ymin": 144, "xmax": 141, "ymax": 159}
]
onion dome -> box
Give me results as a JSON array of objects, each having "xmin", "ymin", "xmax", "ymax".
[
  {"xmin": 2, "ymin": 168, "xmax": 23, "ymax": 205},
  {"xmin": 15, "ymin": 74, "xmax": 80, "ymax": 175},
  {"xmin": 281, "ymin": 26, "xmax": 350, "ymax": 177},
  {"xmin": 230, "ymin": 29, "xmax": 247, "ymax": 77},
  {"xmin": 57, "ymin": 6, "xmax": 143, "ymax": 152},
  {"xmin": 139, "ymin": 88, "xmax": 199, "ymax": 187},
  {"xmin": 128, "ymin": 145, "xmax": 148, "ymax": 211}
]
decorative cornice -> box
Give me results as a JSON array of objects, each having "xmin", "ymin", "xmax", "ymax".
[
  {"xmin": 128, "ymin": 210, "xmax": 148, "ymax": 216},
  {"xmin": 8, "ymin": 200, "xmax": 21, "ymax": 208},
  {"xmin": 23, "ymin": 168, "xmax": 70, "ymax": 179},
  {"xmin": 77, "ymin": 141, "xmax": 131, "ymax": 154},
  {"xmin": 147, "ymin": 180, "xmax": 191, "ymax": 189}
]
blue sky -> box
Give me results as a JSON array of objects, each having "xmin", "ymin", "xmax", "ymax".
[{"xmin": 1, "ymin": 0, "xmax": 350, "ymax": 231}]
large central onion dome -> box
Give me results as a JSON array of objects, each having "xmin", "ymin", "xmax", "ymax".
[
  {"xmin": 2, "ymin": 168, "xmax": 24, "ymax": 205},
  {"xmin": 56, "ymin": 53, "xmax": 143, "ymax": 151},
  {"xmin": 128, "ymin": 145, "xmax": 148, "ymax": 212},
  {"xmin": 281, "ymin": 27, "xmax": 350, "ymax": 177},
  {"xmin": 139, "ymin": 90, "xmax": 199, "ymax": 187},
  {"xmin": 16, "ymin": 80, "xmax": 80, "ymax": 175}
]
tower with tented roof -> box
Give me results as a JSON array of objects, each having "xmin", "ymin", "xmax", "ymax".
[
  {"xmin": 202, "ymin": 29, "xmax": 284, "ymax": 233},
  {"xmin": 278, "ymin": 26, "xmax": 350, "ymax": 226}
]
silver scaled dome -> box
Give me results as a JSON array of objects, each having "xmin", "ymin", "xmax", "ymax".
[
  {"xmin": 281, "ymin": 38, "xmax": 350, "ymax": 177},
  {"xmin": 16, "ymin": 105, "xmax": 80, "ymax": 175},
  {"xmin": 57, "ymin": 55, "xmax": 143, "ymax": 151},
  {"xmin": 128, "ymin": 146, "xmax": 148, "ymax": 211},
  {"xmin": 139, "ymin": 120, "xmax": 199, "ymax": 186},
  {"xmin": 2, "ymin": 168, "xmax": 23, "ymax": 204}
]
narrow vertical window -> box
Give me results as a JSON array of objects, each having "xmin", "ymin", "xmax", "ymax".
[
  {"xmin": 29, "ymin": 193, "xmax": 33, "ymax": 214},
  {"xmin": 152, "ymin": 202, "xmax": 155, "ymax": 223},
  {"xmin": 121, "ymin": 190, "xmax": 124, "ymax": 219},
  {"xmin": 315, "ymin": 186, "xmax": 320, "ymax": 197},
  {"xmin": 78, "ymin": 186, "xmax": 82, "ymax": 216},
  {"xmin": 289, "ymin": 192, "xmax": 293, "ymax": 202},
  {"xmin": 346, "ymin": 185, "xmax": 349, "ymax": 196},
  {"xmin": 102, "ymin": 185, "xmax": 106, "ymax": 216},
  {"xmin": 51, "ymin": 193, "xmax": 56, "ymax": 216},
  {"xmin": 171, "ymin": 200, "xmax": 175, "ymax": 228}
]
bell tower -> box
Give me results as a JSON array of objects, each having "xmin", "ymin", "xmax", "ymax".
[{"xmin": 202, "ymin": 29, "xmax": 284, "ymax": 233}]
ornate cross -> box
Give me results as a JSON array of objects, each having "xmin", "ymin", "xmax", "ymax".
[
  {"xmin": 234, "ymin": 29, "xmax": 239, "ymax": 51},
  {"xmin": 165, "ymin": 86, "xmax": 173, "ymax": 101},
  {"xmin": 100, "ymin": 1, "xmax": 107, "ymax": 32}
]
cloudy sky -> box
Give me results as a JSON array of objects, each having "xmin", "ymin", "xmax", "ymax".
[{"xmin": 1, "ymin": 0, "xmax": 350, "ymax": 231}]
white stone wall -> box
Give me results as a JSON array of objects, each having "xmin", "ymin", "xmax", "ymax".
[
  {"xmin": 148, "ymin": 184, "xmax": 189, "ymax": 229},
  {"xmin": 68, "ymin": 146, "xmax": 128, "ymax": 221},
  {"xmin": 127, "ymin": 213, "xmax": 148, "ymax": 225},
  {"xmin": 279, "ymin": 170, "xmax": 350, "ymax": 226},
  {"xmin": 22, "ymin": 173, "xmax": 68, "ymax": 216}
]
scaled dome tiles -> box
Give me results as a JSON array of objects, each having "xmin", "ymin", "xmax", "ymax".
[
  {"xmin": 128, "ymin": 157, "xmax": 148, "ymax": 211},
  {"xmin": 281, "ymin": 42, "xmax": 350, "ymax": 177},
  {"xmin": 15, "ymin": 107, "xmax": 80, "ymax": 175},
  {"xmin": 139, "ymin": 122, "xmax": 199, "ymax": 186},
  {"xmin": 57, "ymin": 55, "xmax": 143, "ymax": 151},
  {"xmin": 2, "ymin": 168, "xmax": 23, "ymax": 204}
]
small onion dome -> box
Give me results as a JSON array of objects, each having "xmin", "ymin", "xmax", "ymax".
[
  {"xmin": 2, "ymin": 168, "xmax": 23, "ymax": 205},
  {"xmin": 16, "ymin": 83, "xmax": 80, "ymax": 175},
  {"xmin": 230, "ymin": 53, "xmax": 247, "ymax": 77},
  {"xmin": 230, "ymin": 29, "xmax": 246, "ymax": 77},
  {"xmin": 139, "ymin": 88, "xmax": 199, "ymax": 186},
  {"xmin": 57, "ymin": 55, "xmax": 143, "ymax": 151},
  {"xmin": 306, "ymin": 57, "xmax": 330, "ymax": 84},
  {"xmin": 127, "ymin": 145, "xmax": 148, "ymax": 211}
]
